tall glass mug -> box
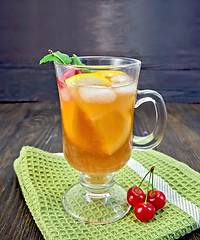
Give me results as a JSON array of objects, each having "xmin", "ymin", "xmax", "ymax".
[{"xmin": 54, "ymin": 56, "xmax": 167, "ymax": 224}]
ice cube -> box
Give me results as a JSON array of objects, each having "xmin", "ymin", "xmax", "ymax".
[
  {"xmin": 79, "ymin": 86, "xmax": 116, "ymax": 104},
  {"xmin": 60, "ymin": 86, "xmax": 70, "ymax": 101},
  {"xmin": 111, "ymin": 74, "xmax": 131, "ymax": 83},
  {"xmin": 114, "ymin": 83, "xmax": 137, "ymax": 95}
]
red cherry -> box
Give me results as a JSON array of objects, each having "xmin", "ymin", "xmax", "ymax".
[
  {"xmin": 135, "ymin": 202, "xmax": 156, "ymax": 221},
  {"xmin": 147, "ymin": 190, "xmax": 166, "ymax": 210},
  {"xmin": 127, "ymin": 186, "xmax": 146, "ymax": 207},
  {"xmin": 75, "ymin": 69, "xmax": 85, "ymax": 74},
  {"xmin": 62, "ymin": 69, "xmax": 76, "ymax": 81}
]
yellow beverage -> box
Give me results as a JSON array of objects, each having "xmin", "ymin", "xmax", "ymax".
[
  {"xmin": 58, "ymin": 71, "xmax": 137, "ymax": 174},
  {"xmin": 51, "ymin": 56, "xmax": 161, "ymax": 224}
]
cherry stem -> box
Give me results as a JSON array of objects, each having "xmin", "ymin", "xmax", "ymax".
[
  {"xmin": 48, "ymin": 49, "xmax": 67, "ymax": 64},
  {"xmin": 145, "ymin": 171, "xmax": 152, "ymax": 204},
  {"xmin": 136, "ymin": 171, "xmax": 150, "ymax": 193},
  {"xmin": 151, "ymin": 168, "xmax": 155, "ymax": 195}
]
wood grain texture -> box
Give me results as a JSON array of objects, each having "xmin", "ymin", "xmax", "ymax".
[
  {"xmin": 0, "ymin": 102, "xmax": 199, "ymax": 239},
  {"xmin": 0, "ymin": 0, "xmax": 199, "ymax": 102}
]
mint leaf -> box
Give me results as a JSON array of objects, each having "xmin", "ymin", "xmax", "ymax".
[
  {"xmin": 39, "ymin": 50, "xmax": 72, "ymax": 65},
  {"xmin": 72, "ymin": 54, "xmax": 91, "ymax": 73},
  {"xmin": 73, "ymin": 54, "xmax": 85, "ymax": 66},
  {"xmin": 55, "ymin": 51, "xmax": 72, "ymax": 64},
  {"xmin": 39, "ymin": 54, "xmax": 60, "ymax": 64}
]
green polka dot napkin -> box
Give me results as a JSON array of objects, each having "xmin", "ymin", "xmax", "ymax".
[{"xmin": 14, "ymin": 146, "xmax": 200, "ymax": 240}]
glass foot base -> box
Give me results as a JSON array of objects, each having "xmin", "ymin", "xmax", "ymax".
[{"xmin": 63, "ymin": 183, "xmax": 131, "ymax": 224}]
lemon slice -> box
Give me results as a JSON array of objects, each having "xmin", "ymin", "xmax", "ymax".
[
  {"xmin": 65, "ymin": 73, "xmax": 112, "ymax": 86},
  {"xmin": 62, "ymin": 100, "xmax": 102, "ymax": 153},
  {"xmin": 94, "ymin": 111, "xmax": 132, "ymax": 155},
  {"xmin": 94, "ymin": 70, "xmax": 124, "ymax": 79}
]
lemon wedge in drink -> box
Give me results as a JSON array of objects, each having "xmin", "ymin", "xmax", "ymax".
[
  {"xmin": 94, "ymin": 111, "xmax": 132, "ymax": 155},
  {"xmin": 65, "ymin": 73, "xmax": 112, "ymax": 86},
  {"xmin": 62, "ymin": 100, "xmax": 102, "ymax": 153},
  {"xmin": 94, "ymin": 70, "xmax": 124, "ymax": 79}
]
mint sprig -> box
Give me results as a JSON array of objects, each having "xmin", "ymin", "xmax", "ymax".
[
  {"xmin": 39, "ymin": 50, "xmax": 91, "ymax": 72},
  {"xmin": 39, "ymin": 49, "xmax": 72, "ymax": 65}
]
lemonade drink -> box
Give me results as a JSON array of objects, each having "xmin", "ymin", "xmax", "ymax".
[
  {"xmin": 40, "ymin": 54, "xmax": 166, "ymax": 224},
  {"xmin": 57, "ymin": 70, "xmax": 137, "ymax": 175}
]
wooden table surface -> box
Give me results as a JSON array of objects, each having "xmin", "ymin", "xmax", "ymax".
[{"xmin": 0, "ymin": 102, "xmax": 199, "ymax": 240}]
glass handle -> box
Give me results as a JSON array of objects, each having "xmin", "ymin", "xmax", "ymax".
[{"xmin": 133, "ymin": 90, "xmax": 167, "ymax": 150}]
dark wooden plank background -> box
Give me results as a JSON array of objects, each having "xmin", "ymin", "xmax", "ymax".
[{"xmin": 0, "ymin": 0, "xmax": 200, "ymax": 102}]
